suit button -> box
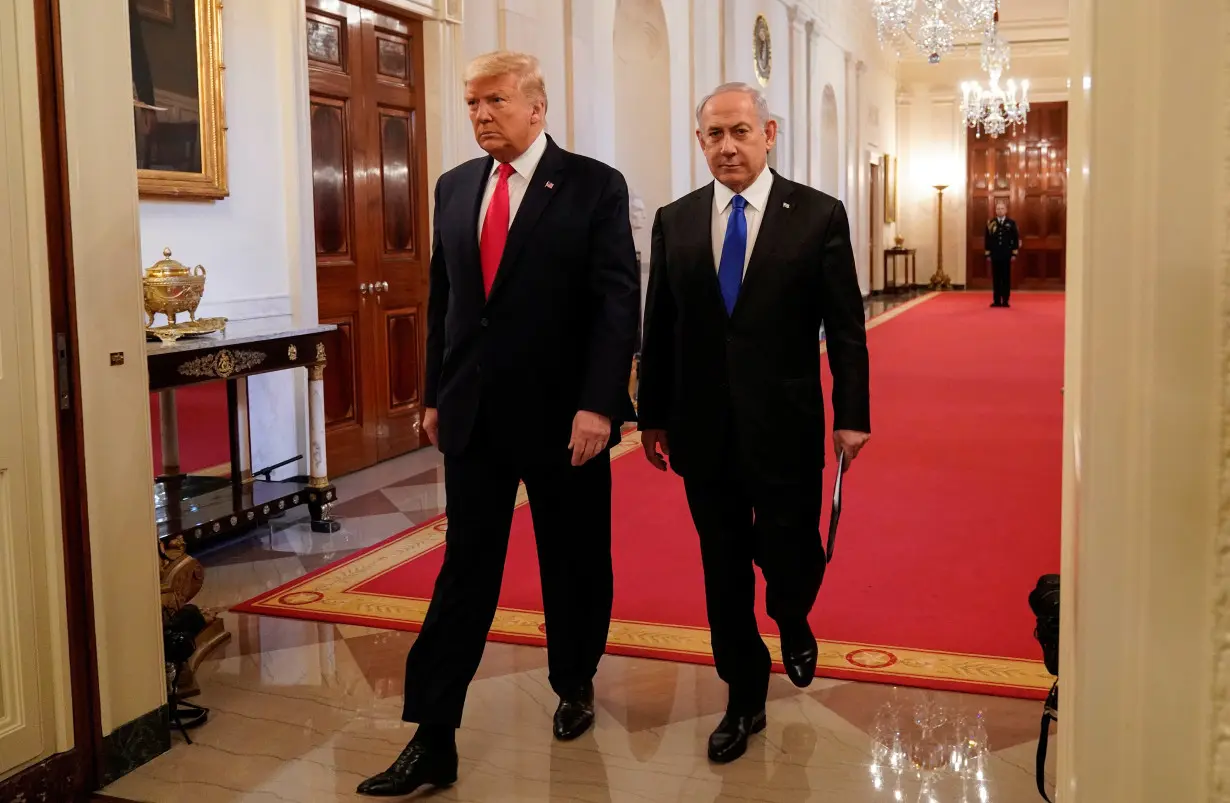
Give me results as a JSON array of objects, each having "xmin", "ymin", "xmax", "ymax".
[{"xmin": 480, "ymin": 317, "xmax": 489, "ymax": 328}]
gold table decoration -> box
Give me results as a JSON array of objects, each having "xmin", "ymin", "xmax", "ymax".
[
  {"xmin": 143, "ymin": 247, "xmax": 209, "ymax": 327},
  {"xmin": 146, "ymin": 316, "xmax": 229, "ymax": 344}
]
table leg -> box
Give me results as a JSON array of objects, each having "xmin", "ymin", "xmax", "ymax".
[
  {"xmin": 159, "ymin": 389, "xmax": 181, "ymax": 476},
  {"xmin": 226, "ymin": 378, "xmax": 253, "ymax": 484},
  {"xmin": 307, "ymin": 364, "xmax": 340, "ymax": 533}
]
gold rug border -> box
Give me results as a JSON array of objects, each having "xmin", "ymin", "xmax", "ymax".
[{"xmin": 247, "ymin": 291, "xmax": 1050, "ymax": 692}]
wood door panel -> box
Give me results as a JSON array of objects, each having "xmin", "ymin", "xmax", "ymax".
[
  {"xmin": 385, "ymin": 308, "xmax": 421, "ymax": 411},
  {"xmin": 965, "ymin": 101, "xmax": 1068, "ymax": 290},
  {"xmin": 378, "ymin": 109, "xmax": 416, "ymax": 254},
  {"xmin": 309, "ymin": 98, "xmax": 353, "ymax": 260},
  {"xmin": 322, "ymin": 318, "xmax": 359, "ymax": 426},
  {"xmin": 309, "ymin": 0, "xmax": 428, "ymax": 476}
]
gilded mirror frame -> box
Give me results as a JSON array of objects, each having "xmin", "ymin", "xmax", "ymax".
[{"xmin": 134, "ymin": 0, "xmax": 228, "ymax": 199}]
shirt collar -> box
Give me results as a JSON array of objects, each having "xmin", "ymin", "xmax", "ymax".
[
  {"xmin": 491, "ymin": 130, "xmax": 548, "ymax": 180},
  {"xmin": 714, "ymin": 167, "xmax": 774, "ymax": 214}
]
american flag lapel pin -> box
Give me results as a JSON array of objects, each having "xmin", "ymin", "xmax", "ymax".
[{"xmin": 545, "ymin": 181, "xmax": 554, "ymax": 189}]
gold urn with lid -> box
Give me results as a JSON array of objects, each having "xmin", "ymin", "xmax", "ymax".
[{"xmin": 143, "ymin": 247, "xmax": 207, "ymax": 327}]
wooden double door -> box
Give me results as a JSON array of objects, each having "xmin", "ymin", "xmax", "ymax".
[
  {"xmin": 966, "ymin": 101, "xmax": 1068, "ymax": 290},
  {"xmin": 306, "ymin": 0, "xmax": 430, "ymax": 476}
]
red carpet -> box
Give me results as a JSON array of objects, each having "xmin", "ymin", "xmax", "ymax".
[
  {"xmin": 149, "ymin": 384, "xmax": 230, "ymax": 475},
  {"xmin": 235, "ymin": 292, "xmax": 1063, "ymax": 698}
]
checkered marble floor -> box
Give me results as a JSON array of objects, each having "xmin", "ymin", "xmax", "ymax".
[{"xmin": 104, "ymin": 290, "xmax": 1057, "ymax": 802}]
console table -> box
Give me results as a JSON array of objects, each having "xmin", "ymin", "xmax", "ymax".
[
  {"xmin": 882, "ymin": 248, "xmax": 918, "ymax": 293},
  {"xmin": 147, "ymin": 323, "xmax": 341, "ymax": 550}
]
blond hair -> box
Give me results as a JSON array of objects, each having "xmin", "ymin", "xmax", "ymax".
[{"xmin": 464, "ymin": 51, "xmax": 547, "ymax": 107}]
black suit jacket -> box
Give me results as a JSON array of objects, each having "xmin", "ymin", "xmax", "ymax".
[
  {"xmin": 637, "ymin": 172, "xmax": 870, "ymax": 484},
  {"xmin": 424, "ymin": 136, "xmax": 640, "ymax": 458}
]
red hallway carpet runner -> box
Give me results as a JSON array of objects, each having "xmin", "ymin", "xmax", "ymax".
[{"xmin": 235, "ymin": 293, "xmax": 1064, "ymax": 699}]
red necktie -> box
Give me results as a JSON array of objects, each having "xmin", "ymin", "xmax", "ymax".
[{"xmin": 479, "ymin": 163, "xmax": 515, "ymax": 297}]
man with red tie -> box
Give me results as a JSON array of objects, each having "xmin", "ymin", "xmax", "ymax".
[{"xmin": 358, "ymin": 51, "xmax": 640, "ymax": 797}]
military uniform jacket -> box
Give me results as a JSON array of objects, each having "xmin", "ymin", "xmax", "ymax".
[{"xmin": 986, "ymin": 216, "xmax": 1020, "ymax": 260}]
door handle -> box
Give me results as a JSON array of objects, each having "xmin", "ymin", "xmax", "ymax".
[
  {"xmin": 359, "ymin": 282, "xmax": 371, "ymax": 295},
  {"xmin": 379, "ymin": 281, "xmax": 389, "ymax": 293}
]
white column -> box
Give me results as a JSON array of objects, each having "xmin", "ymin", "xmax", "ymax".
[
  {"xmin": 158, "ymin": 389, "xmax": 180, "ymax": 475},
  {"xmin": 843, "ymin": 51, "xmax": 857, "ymax": 208},
  {"xmin": 787, "ymin": 5, "xmax": 811, "ymax": 184},
  {"xmin": 806, "ymin": 19, "xmax": 822, "ymax": 188},
  {"xmin": 851, "ymin": 59, "xmax": 868, "ymax": 295},
  {"xmin": 1056, "ymin": 0, "xmax": 1228, "ymax": 799},
  {"xmin": 307, "ymin": 364, "xmax": 328, "ymax": 488},
  {"xmin": 423, "ymin": 16, "xmax": 466, "ymax": 191}
]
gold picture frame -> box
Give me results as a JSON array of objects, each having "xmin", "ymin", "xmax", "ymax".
[
  {"xmin": 882, "ymin": 153, "xmax": 897, "ymax": 223},
  {"xmin": 130, "ymin": 0, "xmax": 228, "ymax": 199}
]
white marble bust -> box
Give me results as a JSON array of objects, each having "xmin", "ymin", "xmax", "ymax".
[{"xmin": 629, "ymin": 191, "xmax": 647, "ymax": 235}]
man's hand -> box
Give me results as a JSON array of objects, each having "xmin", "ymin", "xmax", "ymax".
[
  {"xmin": 423, "ymin": 407, "xmax": 439, "ymax": 446},
  {"xmin": 569, "ymin": 411, "xmax": 611, "ymax": 466},
  {"xmin": 833, "ymin": 429, "xmax": 870, "ymax": 469},
  {"xmin": 641, "ymin": 429, "xmax": 670, "ymax": 471}
]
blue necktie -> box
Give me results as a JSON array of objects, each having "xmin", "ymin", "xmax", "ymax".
[{"xmin": 717, "ymin": 195, "xmax": 747, "ymax": 316}]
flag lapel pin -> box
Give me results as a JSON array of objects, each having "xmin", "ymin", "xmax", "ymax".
[
  {"xmin": 545, "ymin": 181, "xmax": 554, "ymax": 189},
  {"xmin": 782, "ymin": 202, "xmax": 791, "ymax": 209}
]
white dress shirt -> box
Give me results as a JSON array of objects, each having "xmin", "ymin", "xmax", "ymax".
[
  {"xmin": 477, "ymin": 130, "xmax": 548, "ymax": 242},
  {"xmin": 711, "ymin": 167, "xmax": 774, "ymax": 276}
]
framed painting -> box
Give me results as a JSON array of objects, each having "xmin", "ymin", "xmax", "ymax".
[{"xmin": 129, "ymin": 0, "xmax": 228, "ymax": 199}]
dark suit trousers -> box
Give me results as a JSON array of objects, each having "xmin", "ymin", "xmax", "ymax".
[
  {"xmin": 991, "ymin": 256, "xmax": 1012, "ymax": 304},
  {"xmin": 401, "ymin": 415, "xmax": 614, "ymax": 727},
  {"xmin": 682, "ymin": 447, "xmax": 825, "ymax": 716}
]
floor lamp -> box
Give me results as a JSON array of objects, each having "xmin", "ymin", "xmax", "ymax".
[{"xmin": 928, "ymin": 184, "xmax": 953, "ymax": 290}]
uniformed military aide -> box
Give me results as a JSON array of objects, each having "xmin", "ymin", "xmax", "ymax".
[{"xmin": 984, "ymin": 200, "xmax": 1020, "ymax": 307}]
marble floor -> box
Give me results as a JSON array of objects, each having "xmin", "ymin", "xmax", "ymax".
[{"xmin": 104, "ymin": 289, "xmax": 1057, "ymax": 802}]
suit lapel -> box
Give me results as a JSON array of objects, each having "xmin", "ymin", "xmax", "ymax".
[
  {"xmin": 486, "ymin": 137, "xmax": 567, "ymax": 303},
  {"xmin": 460, "ymin": 155, "xmax": 492, "ymax": 307},
  {"xmin": 734, "ymin": 172, "xmax": 795, "ymax": 319},
  {"xmin": 681, "ymin": 183, "xmax": 727, "ymax": 313}
]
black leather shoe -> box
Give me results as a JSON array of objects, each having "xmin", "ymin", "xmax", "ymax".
[
  {"xmin": 780, "ymin": 622, "xmax": 818, "ymax": 688},
  {"xmin": 356, "ymin": 740, "xmax": 458, "ymax": 797},
  {"xmin": 553, "ymin": 683, "xmax": 595, "ymax": 741},
  {"xmin": 708, "ymin": 710, "xmax": 767, "ymax": 763}
]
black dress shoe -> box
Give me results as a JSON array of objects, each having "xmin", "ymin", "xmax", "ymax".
[
  {"xmin": 553, "ymin": 683, "xmax": 596, "ymax": 741},
  {"xmin": 780, "ymin": 622, "xmax": 818, "ymax": 688},
  {"xmin": 708, "ymin": 710, "xmax": 767, "ymax": 763},
  {"xmin": 357, "ymin": 739, "xmax": 458, "ymax": 797}
]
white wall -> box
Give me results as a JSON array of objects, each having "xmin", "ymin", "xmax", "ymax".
[{"xmin": 138, "ymin": 0, "xmax": 314, "ymax": 480}]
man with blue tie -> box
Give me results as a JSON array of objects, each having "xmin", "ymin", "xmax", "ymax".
[{"xmin": 637, "ymin": 82, "xmax": 871, "ymax": 763}]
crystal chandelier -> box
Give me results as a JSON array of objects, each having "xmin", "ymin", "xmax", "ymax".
[
  {"xmin": 959, "ymin": 14, "xmax": 1029, "ymax": 138},
  {"xmin": 872, "ymin": 0, "xmax": 997, "ymax": 63}
]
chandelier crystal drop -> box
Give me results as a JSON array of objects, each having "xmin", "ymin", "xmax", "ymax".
[
  {"xmin": 872, "ymin": 0, "xmax": 997, "ymax": 62},
  {"xmin": 960, "ymin": 14, "xmax": 1029, "ymax": 138}
]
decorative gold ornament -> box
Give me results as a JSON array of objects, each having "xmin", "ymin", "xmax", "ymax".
[
  {"xmin": 177, "ymin": 348, "xmax": 266, "ymax": 379},
  {"xmin": 315, "ymin": 342, "xmax": 326, "ymax": 362},
  {"xmin": 308, "ymin": 364, "xmax": 326, "ymax": 382},
  {"xmin": 143, "ymin": 247, "xmax": 211, "ymax": 327},
  {"xmin": 146, "ymin": 316, "xmax": 228, "ymax": 344},
  {"xmin": 288, "ymin": 344, "xmax": 298, "ymax": 361},
  {"xmin": 753, "ymin": 15, "xmax": 772, "ymax": 86}
]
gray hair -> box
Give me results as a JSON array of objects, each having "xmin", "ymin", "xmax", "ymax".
[{"xmin": 695, "ymin": 82, "xmax": 772, "ymax": 127}]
